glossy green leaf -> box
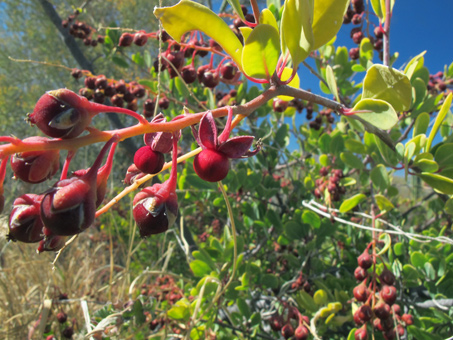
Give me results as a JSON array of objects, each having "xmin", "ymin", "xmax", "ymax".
[
  {"xmin": 326, "ymin": 65, "xmax": 339, "ymax": 101},
  {"xmin": 370, "ymin": 164, "xmax": 389, "ymax": 192},
  {"xmin": 359, "ymin": 37, "xmax": 374, "ymax": 62},
  {"xmin": 413, "ymin": 112, "xmax": 430, "ymax": 137},
  {"xmin": 374, "ymin": 135, "xmax": 398, "ymax": 166},
  {"xmin": 394, "ymin": 242, "xmax": 404, "ymax": 256},
  {"xmin": 352, "ymin": 98, "xmax": 398, "ymax": 130},
  {"xmin": 189, "ymin": 260, "xmax": 211, "ymax": 277},
  {"xmin": 418, "ymin": 172, "xmax": 453, "ymax": 195},
  {"xmin": 239, "ymin": 27, "xmax": 253, "ymax": 43},
  {"xmin": 226, "ymin": 0, "xmax": 245, "ymax": 20},
  {"xmin": 281, "ymin": 0, "xmax": 314, "ymax": 68},
  {"xmin": 345, "ymin": 139, "xmax": 366, "ymax": 154},
  {"xmin": 413, "ymin": 159, "xmax": 438, "ymax": 172},
  {"xmin": 363, "ymin": 64, "xmax": 412, "ymax": 111},
  {"xmin": 285, "ymin": 221, "xmax": 304, "ymax": 239},
  {"xmin": 436, "ymin": 143, "xmax": 453, "ymax": 169},
  {"xmin": 242, "ymin": 24, "xmax": 280, "ymax": 80},
  {"xmin": 408, "ymin": 326, "xmax": 443, "ymax": 340},
  {"xmin": 340, "ymin": 151, "xmax": 363, "ymax": 170},
  {"xmin": 404, "ymin": 51, "xmax": 426, "ymax": 80},
  {"xmin": 312, "ymin": 0, "xmax": 350, "ymax": 49},
  {"xmin": 426, "ymin": 93, "xmax": 452, "ymax": 151},
  {"xmin": 260, "ymin": 8, "xmax": 279, "ymax": 31},
  {"xmin": 412, "ymin": 78, "xmax": 427, "ymax": 109},
  {"xmin": 154, "ymin": 1, "xmax": 243, "ymax": 68},
  {"xmin": 370, "ymin": 0, "xmax": 383, "ymax": 19},
  {"xmin": 375, "ymin": 194, "xmax": 394, "ymax": 212},
  {"xmin": 339, "ymin": 193, "xmax": 366, "ymax": 213},
  {"xmin": 302, "ymin": 210, "xmax": 321, "ymax": 229}
]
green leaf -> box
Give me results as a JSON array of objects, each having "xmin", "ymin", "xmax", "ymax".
[
  {"xmin": 312, "ymin": 0, "xmax": 350, "ymax": 49},
  {"xmin": 347, "ymin": 328, "xmax": 358, "ymax": 340},
  {"xmin": 444, "ymin": 198, "xmax": 453, "ymax": 215},
  {"xmin": 413, "ymin": 112, "xmax": 430, "ymax": 137},
  {"xmin": 339, "ymin": 194, "xmax": 366, "ymax": 213},
  {"xmin": 370, "ymin": 0, "xmax": 383, "ymax": 19},
  {"xmin": 154, "ymin": 1, "xmax": 243, "ymax": 69},
  {"xmin": 426, "ymin": 93, "xmax": 453, "ymax": 151},
  {"xmin": 359, "ymin": 37, "xmax": 374, "ymax": 62},
  {"xmin": 394, "ymin": 242, "xmax": 404, "ymax": 256},
  {"xmin": 345, "ymin": 139, "xmax": 366, "ymax": 154},
  {"xmin": 370, "ymin": 164, "xmax": 389, "ymax": 191},
  {"xmin": 340, "ymin": 151, "xmax": 363, "ymax": 170},
  {"xmin": 261, "ymin": 274, "xmax": 279, "ymax": 289},
  {"xmin": 325, "ymin": 65, "xmax": 339, "ymax": 101},
  {"xmin": 302, "ymin": 210, "xmax": 321, "ymax": 229},
  {"xmin": 352, "ymin": 98, "xmax": 398, "ymax": 130},
  {"xmin": 375, "ymin": 194, "xmax": 394, "ymax": 212},
  {"xmin": 260, "ymin": 8, "xmax": 279, "ymax": 31},
  {"xmin": 362, "ymin": 64, "xmax": 412, "ymax": 111},
  {"xmin": 412, "ymin": 159, "xmax": 438, "ymax": 172},
  {"xmin": 285, "ymin": 221, "xmax": 305, "ymax": 239},
  {"xmin": 404, "ymin": 51, "xmax": 426, "ymax": 80},
  {"xmin": 237, "ymin": 298, "xmax": 252, "ymax": 320},
  {"xmin": 352, "ymin": 64, "xmax": 366, "ymax": 72},
  {"xmin": 112, "ymin": 56, "xmax": 129, "ymax": 68},
  {"xmin": 408, "ymin": 326, "xmax": 443, "ymax": 340},
  {"xmin": 418, "ymin": 172, "xmax": 453, "ymax": 195},
  {"xmin": 190, "ymin": 260, "xmax": 211, "ymax": 277},
  {"xmin": 226, "ymin": 0, "xmax": 245, "ymax": 20},
  {"xmin": 281, "ymin": 0, "xmax": 314, "ymax": 68},
  {"xmin": 242, "ymin": 24, "xmax": 280, "ymax": 80},
  {"xmin": 313, "ymin": 289, "xmax": 328, "ymax": 306}
]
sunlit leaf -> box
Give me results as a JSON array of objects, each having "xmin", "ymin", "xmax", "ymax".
[
  {"xmin": 226, "ymin": 0, "xmax": 245, "ymax": 20},
  {"xmin": 363, "ymin": 64, "xmax": 412, "ymax": 112},
  {"xmin": 426, "ymin": 93, "xmax": 452, "ymax": 151},
  {"xmin": 413, "ymin": 112, "xmax": 430, "ymax": 137},
  {"xmin": 260, "ymin": 8, "xmax": 279, "ymax": 31},
  {"xmin": 242, "ymin": 24, "xmax": 280, "ymax": 80},
  {"xmin": 325, "ymin": 65, "xmax": 339, "ymax": 101},
  {"xmin": 154, "ymin": 1, "xmax": 243, "ymax": 69},
  {"xmin": 352, "ymin": 98, "xmax": 398, "ymax": 130},
  {"xmin": 339, "ymin": 194, "xmax": 366, "ymax": 213},
  {"xmin": 418, "ymin": 172, "xmax": 453, "ymax": 195},
  {"xmin": 281, "ymin": 0, "xmax": 314, "ymax": 68},
  {"xmin": 312, "ymin": 0, "xmax": 350, "ymax": 49}
]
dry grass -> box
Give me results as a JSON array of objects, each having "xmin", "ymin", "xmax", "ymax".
[{"xmin": 0, "ymin": 217, "xmax": 136, "ymax": 340}]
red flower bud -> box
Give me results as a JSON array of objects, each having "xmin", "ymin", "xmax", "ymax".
[
  {"xmin": 11, "ymin": 137, "xmax": 60, "ymax": 183},
  {"xmin": 8, "ymin": 194, "xmax": 44, "ymax": 243},
  {"xmin": 133, "ymin": 133, "xmax": 179, "ymax": 237},
  {"xmin": 41, "ymin": 136, "xmax": 118, "ymax": 236}
]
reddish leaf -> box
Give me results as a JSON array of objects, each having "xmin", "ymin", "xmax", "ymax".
[
  {"xmin": 218, "ymin": 135, "xmax": 254, "ymax": 158},
  {"xmin": 198, "ymin": 111, "xmax": 218, "ymax": 149}
]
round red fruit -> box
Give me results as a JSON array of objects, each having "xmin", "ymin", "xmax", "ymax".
[
  {"xmin": 134, "ymin": 146, "xmax": 165, "ymax": 175},
  {"xmin": 193, "ymin": 149, "xmax": 230, "ymax": 182}
]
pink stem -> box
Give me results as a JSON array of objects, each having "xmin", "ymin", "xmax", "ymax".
[
  {"xmin": 0, "ymin": 136, "xmax": 20, "ymax": 144},
  {"xmin": 98, "ymin": 141, "xmax": 118, "ymax": 178},
  {"xmin": 167, "ymin": 133, "xmax": 179, "ymax": 192},
  {"xmin": 88, "ymin": 102, "xmax": 149, "ymax": 125},
  {"xmin": 60, "ymin": 150, "xmax": 76, "ymax": 180},
  {"xmin": 0, "ymin": 156, "xmax": 9, "ymax": 193}
]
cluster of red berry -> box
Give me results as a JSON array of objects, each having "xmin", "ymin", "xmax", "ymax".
[
  {"xmin": 353, "ymin": 250, "xmax": 413, "ymax": 340},
  {"xmin": 428, "ymin": 71, "xmax": 452, "ymax": 93},
  {"xmin": 314, "ymin": 167, "xmax": 345, "ymax": 202},
  {"xmin": 309, "ymin": 108, "xmax": 335, "ymax": 130},
  {"xmin": 61, "ymin": 9, "xmax": 104, "ymax": 47},
  {"xmin": 343, "ymin": 0, "xmax": 384, "ymax": 60},
  {"xmin": 291, "ymin": 271, "xmax": 312, "ymax": 293},
  {"xmin": 268, "ymin": 306, "xmax": 311, "ymax": 340}
]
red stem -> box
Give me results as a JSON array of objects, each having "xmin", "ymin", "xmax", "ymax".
[
  {"xmin": 60, "ymin": 150, "xmax": 76, "ymax": 180},
  {"xmin": 0, "ymin": 156, "xmax": 9, "ymax": 193},
  {"xmin": 167, "ymin": 133, "xmax": 179, "ymax": 192}
]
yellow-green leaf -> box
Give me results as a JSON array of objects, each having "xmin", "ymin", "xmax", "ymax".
[
  {"xmin": 260, "ymin": 8, "xmax": 279, "ymax": 31},
  {"xmin": 352, "ymin": 98, "xmax": 398, "ymax": 130},
  {"xmin": 375, "ymin": 194, "xmax": 394, "ymax": 212},
  {"xmin": 154, "ymin": 1, "xmax": 243, "ymax": 69},
  {"xmin": 242, "ymin": 24, "xmax": 280, "ymax": 80},
  {"xmin": 363, "ymin": 64, "xmax": 412, "ymax": 112},
  {"xmin": 418, "ymin": 172, "xmax": 453, "ymax": 195},
  {"xmin": 326, "ymin": 65, "xmax": 339, "ymax": 102},
  {"xmin": 281, "ymin": 0, "xmax": 314, "ymax": 68},
  {"xmin": 226, "ymin": 0, "xmax": 245, "ymax": 20},
  {"xmin": 426, "ymin": 93, "xmax": 452, "ymax": 151},
  {"xmin": 312, "ymin": 0, "xmax": 350, "ymax": 49},
  {"xmin": 278, "ymin": 67, "xmax": 301, "ymax": 101},
  {"xmin": 239, "ymin": 27, "xmax": 253, "ymax": 43},
  {"xmin": 339, "ymin": 194, "xmax": 366, "ymax": 213}
]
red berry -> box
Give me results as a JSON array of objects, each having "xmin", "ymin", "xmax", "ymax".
[
  {"xmin": 201, "ymin": 69, "xmax": 220, "ymax": 88},
  {"xmin": 57, "ymin": 311, "xmax": 68, "ymax": 323},
  {"xmin": 373, "ymin": 301, "xmax": 391, "ymax": 320},
  {"xmin": 351, "ymin": 14, "xmax": 362, "ymax": 25},
  {"xmin": 354, "ymin": 325, "xmax": 368, "ymax": 340},
  {"xmin": 119, "ymin": 33, "xmax": 134, "ymax": 47},
  {"xmin": 269, "ymin": 314, "xmax": 283, "ymax": 331},
  {"xmin": 8, "ymin": 194, "xmax": 44, "ymax": 243},
  {"xmin": 353, "ymin": 282, "xmax": 369, "ymax": 302},
  {"xmin": 158, "ymin": 97, "xmax": 170, "ymax": 110},
  {"xmin": 380, "ymin": 285, "xmax": 397, "ymax": 305},
  {"xmin": 349, "ymin": 47, "xmax": 360, "ymax": 60},
  {"xmin": 354, "ymin": 267, "xmax": 368, "ymax": 281},
  {"xmin": 380, "ymin": 268, "xmax": 396, "ymax": 286},
  {"xmin": 352, "ymin": 31, "xmax": 364, "ymax": 44},
  {"xmin": 281, "ymin": 323, "xmax": 294, "ymax": 339},
  {"xmin": 294, "ymin": 325, "xmax": 309, "ymax": 340},
  {"xmin": 193, "ymin": 149, "xmax": 230, "ymax": 182},
  {"xmin": 220, "ymin": 62, "xmax": 238, "ymax": 80},
  {"xmin": 10, "ymin": 137, "xmax": 60, "ymax": 183},
  {"xmin": 181, "ymin": 65, "xmax": 197, "ymax": 84},
  {"xmin": 134, "ymin": 146, "xmax": 165, "ymax": 175},
  {"xmin": 357, "ymin": 305, "xmax": 372, "ymax": 322},
  {"xmin": 358, "ymin": 251, "xmax": 372, "ymax": 269},
  {"xmin": 273, "ymin": 99, "xmax": 289, "ymax": 113},
  {"xmin": 401, "ymin": 314, "xmax": 413, "ymax": 325},
  {"xmin": 133, "ymin": 32, "xmax": 148, "ymax": 46}
]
